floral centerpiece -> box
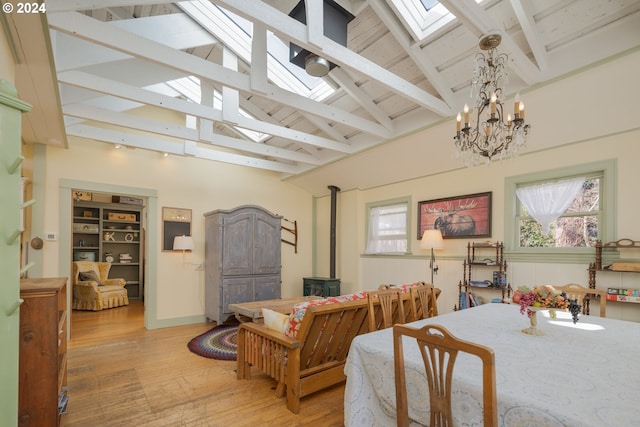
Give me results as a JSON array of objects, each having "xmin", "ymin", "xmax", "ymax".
[
  {"xmin": 513, "ymin": 285, "xmax": 582, "ymax": 327},
  {"xmin": 514, "ymin": 285, "xmax": 569, "ymax": 317}
]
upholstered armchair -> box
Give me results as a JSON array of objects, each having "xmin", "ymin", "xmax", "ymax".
[{"xmin": 72, "ymin": 261, "xmax": 129, "ymax": 311}]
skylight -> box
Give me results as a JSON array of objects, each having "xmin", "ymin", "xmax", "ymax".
[{"xmin": 390, "ymin": 0, "xmax": 480, "ymax": 41}]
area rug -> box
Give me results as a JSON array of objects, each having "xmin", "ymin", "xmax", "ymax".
[{"xmin": 187, "ymin": 324, "xmax": 238, "ymax": 360}]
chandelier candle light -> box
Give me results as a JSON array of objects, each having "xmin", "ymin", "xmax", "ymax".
[{"xmin": 454, "ymin": 34, "xmax": 530, "ymax": 166}]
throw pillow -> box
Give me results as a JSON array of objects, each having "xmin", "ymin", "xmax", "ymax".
[
  {"xmin": 78, "ymin": 270, "xmax": 104, "ymax": 286},
  {"xmin": 284, "ymin": 292, "xmax": 369, "ymax": 338},
  {"xmin": 262, "ymin": 308, "xmax": 289, "ymax": 333}
]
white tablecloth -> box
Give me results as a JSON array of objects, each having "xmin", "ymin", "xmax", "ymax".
[{"xmin": 344, "ymin": 303, "xmax": 640, "ymax": 427}]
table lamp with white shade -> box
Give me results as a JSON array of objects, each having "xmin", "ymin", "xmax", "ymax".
[
  {"xmin": 420, "ymin": 229, "xmax": 444, "ymax": 283},
  {"xmin": 173, "ymin": 235, "xmax": 194, "ymax": 263}
]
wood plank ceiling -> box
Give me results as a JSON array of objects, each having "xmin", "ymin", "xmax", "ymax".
[{"xmin": 5, "ymin": 0, "xmax": 640, "ymax": 191}]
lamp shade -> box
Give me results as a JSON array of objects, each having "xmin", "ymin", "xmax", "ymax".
[
  {"xmin": 173, "ymin": 235, "xmax": 194, "ymax": 251},
  {"xmin": 420, "ymin": 229, "xmax": 444, "ymax": 249}
]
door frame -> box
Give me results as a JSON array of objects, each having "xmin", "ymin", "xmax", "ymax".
[{"xmin": 59, "ymin": 179, "xmax": 159, "ymax": 337}]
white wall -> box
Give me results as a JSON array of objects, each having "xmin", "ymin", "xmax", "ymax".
[
  {"xmin": 314, "ymin": 51, "xmax": 640, "ymax": 322},
  {"xmin": 325, "ymin": 128, "xmax": 640, "ymax": 322},
  {"xmin": 35, "ymin": 136, "xmax": 313, "ymax": 324}
]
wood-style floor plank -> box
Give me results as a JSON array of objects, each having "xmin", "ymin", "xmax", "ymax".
[{"xmin": 62, "ymin": 302, "xmax": 345, "ymax": 426}]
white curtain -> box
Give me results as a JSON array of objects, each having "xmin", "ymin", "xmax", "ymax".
[
  {"xmin": 516, "ymin": 177, "xmax": 586, "ymax": 234},
  {"xmin": 365, "ymin": 203, "xmax": 408, "ymax": 254}
]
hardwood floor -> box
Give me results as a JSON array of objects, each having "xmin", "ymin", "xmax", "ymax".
[{"xmin": 63, "ymin": 302, "xmax": 345, "ymax": 427}]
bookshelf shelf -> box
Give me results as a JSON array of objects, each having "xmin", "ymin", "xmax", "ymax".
[{"xmin": 589, "ymin": 238, "xmax": 640, "ymax": 312}]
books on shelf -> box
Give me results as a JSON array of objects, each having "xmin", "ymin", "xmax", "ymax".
[
  {"xmin": 606, "ymin": 288, "xmax": 640, "ymax": 303},
  {"xmin": 119, "ymin": 253, "xmax": 133, "ymax": 263},
  {"xmin": 461, "ymin": 291, "xmax": 481, "ymax": 309}
]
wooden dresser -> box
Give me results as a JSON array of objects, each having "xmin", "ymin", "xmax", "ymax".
[{"xmin": 19, "ymin": 277, "xmax": 68, "ymax": 426}]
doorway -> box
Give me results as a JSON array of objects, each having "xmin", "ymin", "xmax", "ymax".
[
  {"xmin": 59, "ymin": 179, "xmax": 159, "ymax": 339},
  {"xmin": 72, "ymin": 190, "xmax": 145, "ymax": 300}
]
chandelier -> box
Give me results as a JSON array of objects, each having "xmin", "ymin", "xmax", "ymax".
[{"xmin": 454, "ymin": 34, "xmax": 530, "ymax": 166}]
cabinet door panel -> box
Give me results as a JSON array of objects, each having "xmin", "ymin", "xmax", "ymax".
[
  {"xmin": 221, "ymin": 213, "xmax": 253, "ymax": 275},
  {"xmin": 253, "ymin": 215, "xmax": 281, "ymax": 274},
  {"xmin": 254, "ymin": 275, "xmax": 281, "ymax": 301},
  {"xmin": 221, "ymin": 277, "xmax": 254, "ymax": 314}
]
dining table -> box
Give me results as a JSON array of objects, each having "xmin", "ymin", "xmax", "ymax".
[{"xmin": 344, "ymin": 302, "xmax": 640, "ymax": 427}]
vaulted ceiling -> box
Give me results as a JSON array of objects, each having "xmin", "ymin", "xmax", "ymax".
[{"xmin": 4, "ymin": 0, "xmax": 640, "ymax": 192}]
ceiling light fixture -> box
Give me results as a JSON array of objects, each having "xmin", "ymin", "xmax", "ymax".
[
  {"xmin": 454, "ymin": 34, "xmax": 531, "ymax": 166},
  {"xmin": 305, "ymin": 55, "xmax": 331, "ymax": 77},
  {"xmin": 114, "ymin": 144, "xmax": 122, "ymax": 149},
  {"xmin": 288, "ymin": 0, "xmax": 354, "ymax": 77}
]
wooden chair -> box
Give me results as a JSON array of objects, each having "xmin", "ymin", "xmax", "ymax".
[
  {"xmin": 409, "ymin": 283, "xmax": 438, "ymax": 321},
  {"xmin": 555, "ymin": 283, "xmax": 607, "ymax": 317},
  {"xmin": 368, "ymin": 288, "xmax": 405, "ymax": 331},
  {"xmin": 393, "ymin": 323, "xmax": 497, "ymax": 427}
]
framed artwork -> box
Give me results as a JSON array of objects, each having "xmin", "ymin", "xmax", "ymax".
[
  {"xmin": 417, "ymin": 192, "xmax": 492, "ymax": 239},
  {"xmin": 162, "ymin": 207, "xmax": 192, "ymax": 251}
]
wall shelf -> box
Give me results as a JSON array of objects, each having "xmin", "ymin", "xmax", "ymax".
[{"xmin": 589, "ymin": 238, "xmax": 640, "ymax": 310}]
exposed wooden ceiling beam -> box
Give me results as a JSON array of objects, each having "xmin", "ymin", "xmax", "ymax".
[
  {"xmin": 62, "ymin": 103, "xmax": 322, "ymax": 165},
  {"xmin": 368, "ymin": 0, "xmax": 456, "ymax": 108},
  {"xmin": 47, "ymin": 0, "xmax": 165, "ymax": 13},
  {"xmin": 66, "ymin": 124, "xmax": 305, "ymax": 174},
  {"xmin": 440, "ymin": 0, "xmax": 541, "ymax": 85},
  {"xmin": 329, "ymin": 67, "xmax": 394, "ymax": 131},
  {"xmin": 509, "ymin": 0, "xmax": 549, "ymax": 75},
  {"xmin": 48, "ymin": 10, "xmax": 391, "ymax": 139},
  {"xmin": 57, "ymin": 70, "xmax": 354, "ymax": 154},
  {"xmin": 213, "ymin": 0, "xmax": 453, "ymax": 117}
]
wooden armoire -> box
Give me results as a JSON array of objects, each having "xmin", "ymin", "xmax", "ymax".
[{"xmin": 204, "ymin": 205, "xmax": 282, "ymax": 324}]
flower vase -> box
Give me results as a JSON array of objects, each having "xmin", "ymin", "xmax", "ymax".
[{"xmin": 521, "ymin": 307, "xmax": 544, "ymax": 336}]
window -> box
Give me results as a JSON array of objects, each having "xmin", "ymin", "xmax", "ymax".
[
  {"xmin": 388, "ymin": 0, "xmax": 484, "ymax": 42},
  {"xmin": 516, "ymin": 175, "xmax": 599, "ymax": 248},
  {"xmin": 504, "ymin": 160, "xmax": 616, "ymax": 262},
  {"xmin": 365, "ymin": 198, "xmax": 410, "ymax": 254}
]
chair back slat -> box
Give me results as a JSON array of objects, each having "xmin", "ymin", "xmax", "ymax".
[
  {"xmin": 393, "ymin": 323, "xmax": 497, "ymax": 427},
  {"xmin": 368, "ymin": 289, "xmax": 405, "ymax": 331},
  {"xmin": 409, "ymin": 283, "xmax": 438, "ymax": 321},
  {"xmin": 555, "ymin": 283, "xmax": 607, "ymax": 317}
]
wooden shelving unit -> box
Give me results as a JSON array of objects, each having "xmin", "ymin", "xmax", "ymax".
[
  {"xmin": 589, "ymin": 238, "xmax": 640, "ymax": 311},
  {"xmin": 457, "ymin": 241, "xmax": 511, "ymax": 310}
]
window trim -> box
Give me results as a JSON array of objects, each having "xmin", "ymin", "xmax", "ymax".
[
  {"xmin": 364, "ymin": 196, "xmax": 412, "ymax": 255},
  {"xmin": 504, "ymin": 159, "xmax": 616, "ymax": 263}
]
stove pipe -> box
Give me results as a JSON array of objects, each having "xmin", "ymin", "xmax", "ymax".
[{"xmin": 328, "ymin": 185, "xmax": 340, "ymax": 279}]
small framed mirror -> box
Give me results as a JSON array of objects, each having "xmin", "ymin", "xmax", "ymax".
[{"xmin": 162, "ymin": 207, "xmax": 192, "ymax": 251}]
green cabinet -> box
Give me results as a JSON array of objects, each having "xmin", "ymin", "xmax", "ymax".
[{"xmin": 303, "ymin": 277, "xmax": 341, "ymax": 297}]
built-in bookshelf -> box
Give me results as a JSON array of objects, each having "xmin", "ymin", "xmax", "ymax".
[{"xmin": 72, "ymin": 200, "xmax": 144, "ymax": 300}]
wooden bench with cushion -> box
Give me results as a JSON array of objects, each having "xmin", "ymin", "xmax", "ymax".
[{"xmin": 237, "ymin": 291, "xmax": 408, "ymax": 413}]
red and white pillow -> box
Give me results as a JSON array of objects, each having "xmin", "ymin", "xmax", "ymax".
[{"xmin": 283, "ymin": 291, "xmax": 368, "ymax": 338}]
